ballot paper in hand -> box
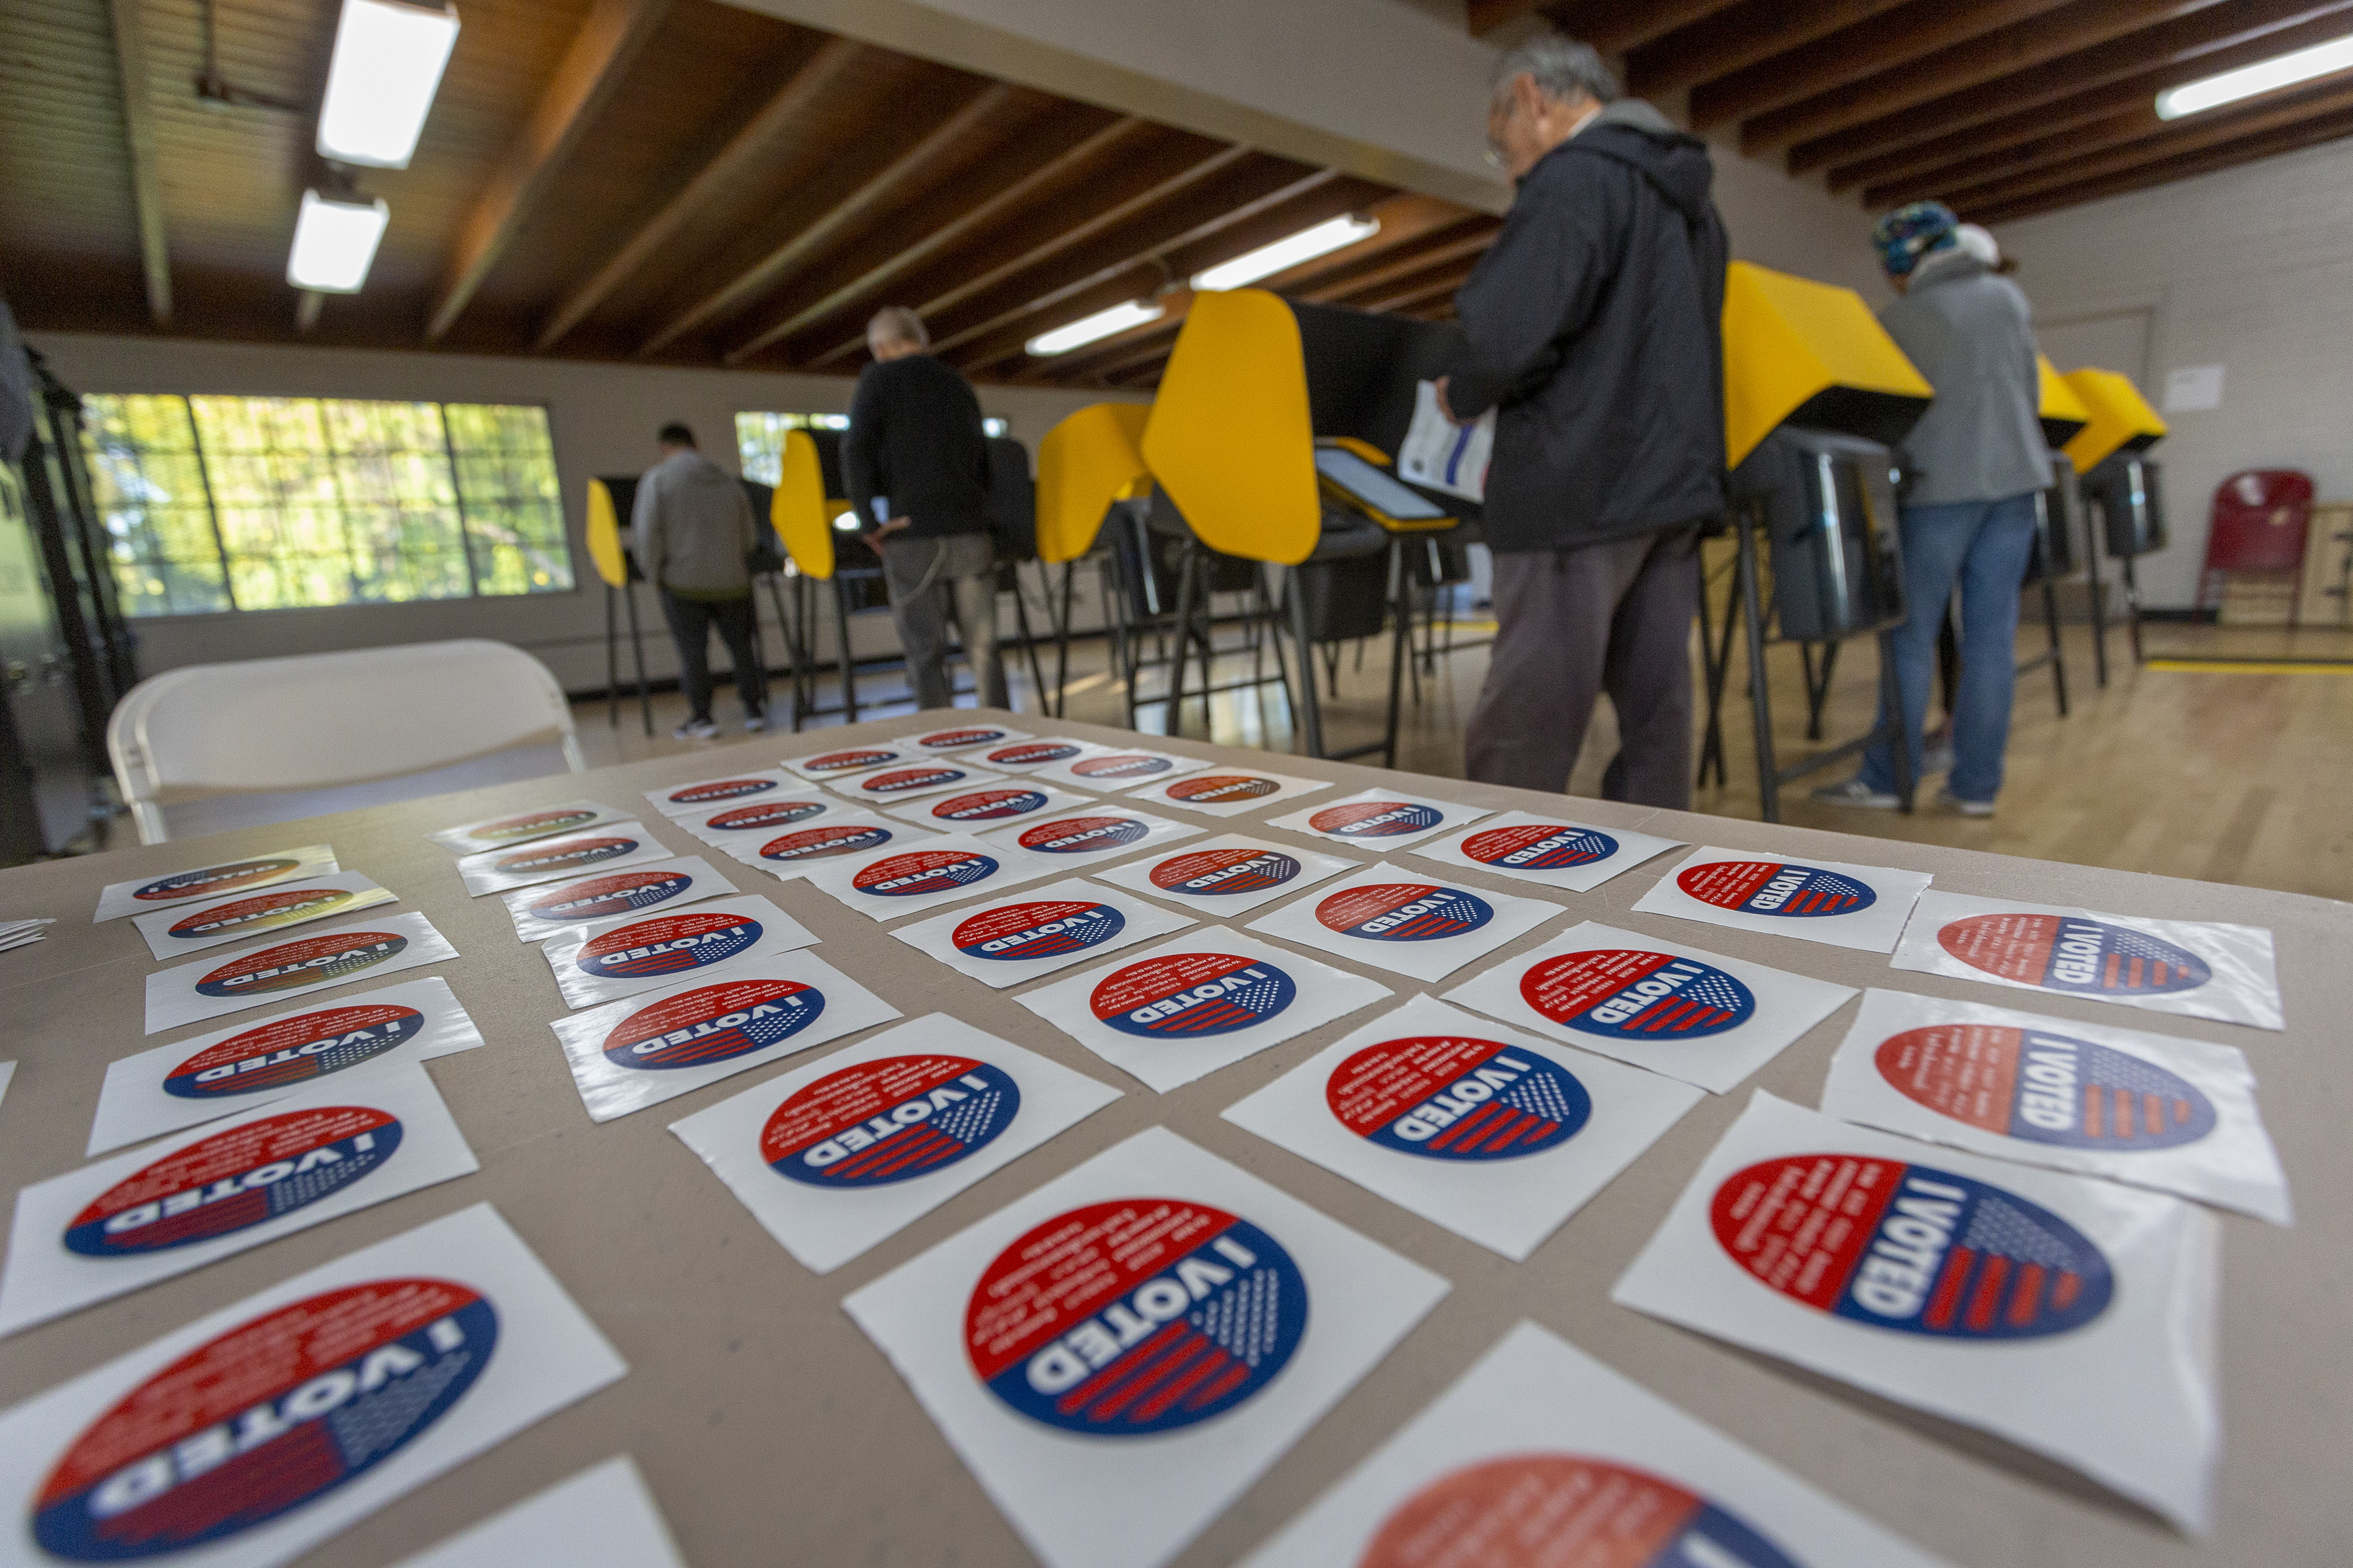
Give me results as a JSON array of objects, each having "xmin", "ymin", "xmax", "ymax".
[{"xmin": 1398, "ymin": 378, "xmax": 1492, "ymax": 501}]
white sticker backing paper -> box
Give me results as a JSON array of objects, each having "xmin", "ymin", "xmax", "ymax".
[
  {"xmin": 1632, "ymin": 846, "xmax": 1932, "ymax": 954},
  {"xmin": 0, "ymin": 1203, "xmax": 626, "ymax": 1568},
  {"xmin": 889, "ymin": 878, "xmax": 1195, "ymax": 989},
  {"xmin": 1441, "ymin": 921, "xmax": 1856, "ymax": 1095},
  {"xmin": 1237, "ymin": 1321, "xmax": 1954, "ymax": 1568},
  {"xmin": 1890, "ymin": 890, "xmax": 2284, "ymax": 1031},
  {"xmin": 672, "ymin": 790, "xmax": 864, "ymax": 849},
  {"xmin": 977, "ymin": 805, "xmax": 1205, "ymax": 866},
  {"xmin": 1222, "ymin": 995, "xmax": 1702, "ymax": 1260},
  {"xmin": 1245, "ymin": 866, "xmax": 1562, "ymax": 985},
  {"xmin": 1822, "ymin": 988, "xmax": 2291, "ymax": 1225},
  {"xmin": 501, "ymin": 856, "xmax": 737, "ymax": 944},
  {"xmin": 882, "ymin": 779, "xmax": 1092, "ymax": 831},
  {"xmin": 389, "ymin": 1456, "xmax": 685, "ymax": 1568},
  {"xmin": 717, "ymin": 812, "xmax": 938, "ymax": 878},
  {"xmin": 892, "ymin": 721, "xmax": 1035, "ymax": 755},
  {"xmin": 130, "ymin": 872, "xmax": 398, "ymax": 960},
  {"xmin": 455, "ymin": 821, "xmax": 676, "ymax": 898},
  {"xmin": 1610, "ymin": 1091, "xmax": 2221, "ymax": 1535},
  {"xmin": 781, "ymin": 741, "xmax": 918, "ymax": 781},
  {"xmin": 1262, "ymin": 786, "xmax": 1493, "ymax": 850},
  {"xmin": 643, "ymin": 768, "xmax": 813, "ymax": 819},
  {"xmin": 1407, "ymin": 808, "xmax": 1683, "ymax": 894},
  {"xmin": 0, "ymin": 1063, "xmax": 480, "ymax": 1336},
  {"xmin": 795, "ymin": 831, "xmax": 1061, "ymax": 921},
  {"xmin": 671, "ymin": 1014, "xmax": 1122, "ymax": 1274},
  {"xmin": 1025, "ymin": 743, "xmax": 1218, "ymax": 794},
  {"xmin": 962, "ymin": 737, "xmax": 1096, "ymax": 772},
  {"xmin": 827, "ymin": 760, "xmax": 1014, "ymax": 807},
  {"xmin": 1018, "ymin": 930, "xmax": 1392, "ymax": 1094},
  {"xmin": 143, "ymin": 911, "xmax": 461, "ymax": 1036},
  {"xmin": 841, "ymin": 1127, "xmax": 1449, "ymax": 1568},
  {"xmin": 1090, "ymin": 834, "xmax": 1359, "ymax": 915},
  {"xmin": 1119, "ymin": 768, "xmax": 1333, "ymax": 818},
  {"xmin": 538, "ymin": 893, "xmax": 820, "ymax": 1010},
  {"xmin": 93, "ymin": 844, "xmax": 337, "ymax": 923},
  {"xmin": 426, "ymin": 800, "xmax": 633, "ymax": 856}
]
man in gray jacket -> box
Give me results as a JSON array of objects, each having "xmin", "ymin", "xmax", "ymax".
[
  {"xmin": 1816, "ymin": 202, "xmax": 2048, "ymax": 817},
  {"xmin": 633, "ymin": 422, "xmax": 767, "ymax": 739}
]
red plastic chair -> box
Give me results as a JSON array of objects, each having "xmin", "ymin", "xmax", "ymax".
[{"xmin": 2200, "ymin": 468, "xmax": 2313, "ymax": 613}]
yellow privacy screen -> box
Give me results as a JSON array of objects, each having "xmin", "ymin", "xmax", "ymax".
[
  {"xmin": 1144, "ymin": 288, "xmax": 1322, "ymax": 565},
  {"xmin": 586, "ymin": 479, "xmax": 629, "ymax": 587},
  {"xmin": 1720, "ymin": 260, "xmax": 1931, "ymax": 468},
  {"xmin": 1036, "ymin": 403, "xmax": 1152, "ymax": 564},
  {"xmin": 771, "ymin": 427, "xmax": 834, "ymax": 579},
  {"xmin": 2061, "ymin": 368, "xmax": 2167, "ymax": 473}
]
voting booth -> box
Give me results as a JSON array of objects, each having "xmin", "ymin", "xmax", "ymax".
[{"xmin": 2064, "ymin": 368, "xmax": 2171, "ymax": 678}]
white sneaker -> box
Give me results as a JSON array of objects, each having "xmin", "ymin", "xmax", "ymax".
[
  {"xmin": 673, "ymin": 718, "xmax": 719, "ymax": 741},
  {"xmin": 1810, "ymin": 778, "xmax": 1901, "ymax": 809},
  {"xmin": 1938, "ymin": 788, "xmax": 1995, "ymax": 818},
  {"xmin": 744, "ymin": 711, "xmax": 768, "ymax": 733}
]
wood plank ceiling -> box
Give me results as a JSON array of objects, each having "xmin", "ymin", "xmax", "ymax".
[
  {"xmin": 0, "ymin": 0, "xmax": 1498, "ymax": 390},
  {"xmin": 1478, "ymin": 0, "xmax": 2353, "ymax": 224}
]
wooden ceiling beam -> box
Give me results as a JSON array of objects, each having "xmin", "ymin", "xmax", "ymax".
[
  {"xmin": 1300, "ymin": 228, "xmax": 1496, "ymax": 302},
  {"xmin": 1353, "ymin": 265, "xmax": 1480, "ymax": 317},
  {"xmin": 534, "ymin": 36, "xmax": 863, "ymax": 352},
  {"xmin": 104, "ymin": 0, "xmax": 169, "ymax": 324},
  {"xmin": 1630, "ymin": 0, "xmax": 1913, "ymax": 99},
  {"xmin": 428, "ymin": 0, "xmax": 670, "ymax": 342},
  {"xmin": 1968, "ymin": 101, "xmax": 2353, "ymax": 219},
  {"xmin": 1540, "ymin": 0, "xmax": 1752, "ymax": 54},
  {"xmin": 1692, "ymin": 0, "xmax": 2074, "ymax": 132},
  {"xmin": 1320, "ymin": 250, "xmax": 1483, "ymax": 311}
]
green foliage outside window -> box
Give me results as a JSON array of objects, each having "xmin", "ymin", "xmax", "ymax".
[{"xmin": 734, "ymin": 410, "xmax": 1009, "ymax": 488}]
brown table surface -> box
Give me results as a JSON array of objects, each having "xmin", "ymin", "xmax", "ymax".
[{"xmin": 2, "ymin": 709, "xmax": 2347, "ymax": 1568}]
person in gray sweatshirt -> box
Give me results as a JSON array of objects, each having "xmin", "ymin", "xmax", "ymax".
[{"xmin": 633, "ymin": 422, "xmax": 767, "ymax": 739}]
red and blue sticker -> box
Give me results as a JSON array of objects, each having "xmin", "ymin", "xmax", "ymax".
[
  {"xmin": 163, "ymin": 888, "xmax": 359, "ymax": 944},
  {"xmin": 1712, "ymin": 1153, "xmax": 2114, "ymax": 1339},
  {"xmin": 1677, "ymin": 860, "xmax": 1875, "ymax": 918},
  {"xmin": 469, "ymin": 807, "xmax": 599, "ymax": 843},
  {"xmin": 163, "ymin": 1003, "xmax": 426, "ymax": 1100},
  {"xmin": 752, "ymin": 824, "xmax": 900, "ymax": 864},
  {"xmin": 1148, "ymin": 848, "xmax": 1300, "ymax": 896},
  {"xmin": 1092, "ymin": 953, "xmax": 1297, "ymax": 1039},
  {"xmin": 1519, "ymin": 949, "xmax": 1756, "ymax": 1040},
  {"xmin": 600, "ymin": 977, "xmax": 826, "ymax": 1071},
  {"xmin": 855, "ymin": 767, "xmax": 973, "ymax": 797},
  {"xmin": 574, "ymin": 910, "xmax": 763, "ymax": 983},
  {"xmin": 662, "ymin": 777, "xmax": 785, "ymax": 809},
  {"xmin": 490, "ymin": 835, "xmax": 639, "ymax": 878},
  {"xmin": 914, "ymin": 726, "xmax": 1017, "ymax": 750},
  {"xmin": 952, "ymin": 901, "xmax": 1127, "ymax": 963},
  {"xmin": 1876, "ymin": 1023, "xmax": 2217, "ymax": 1151},
  {"xmin": 1327, "ymin": 1035, "xmax": 1589, "ymax": 1161},
  {"xmin": 33, "ymin": 1279, "xmax": 495, "ymax": 1560},
  {"xmin": 986, "ymin": 741, "xmax": 1082, "ymax": 768},
  {"xmin": 194, "ymin": 931, "xmax": 409, "ymax": 1000},
  {"xmin": 1361, "ymin": 1456, "xmax": 1802, "ymax": 1568},
  {"xmin": 702, "ymin": 800, "xmax": 827, "ymax": 833},
  {"xmin": 762, "ymin": 1055, "xmax": 1018, "ymax": 1188},
  {"xmin": 1016, "ymin": 815, "xmax": 1150, "ymax": 854},
  {"xmin": 1164, "ymin": 774, "xmax": 1279, "ymax": 806},
  {"xmin": 799, "ymin": 747, "xmax": 902, "ymax": 774},
  {"xmin": 967, "ymin": 1200, "xmax": 1307, "ymax": 1436},
  {"xmin": 851, "ymin": 850, "xmax": 1000, "ymax": 899},
  {"xmin": 922, "ymin": 788, "xmax": 1052, "ymax": 823},
  {"xmin": 1458, "ymin": 823, "xmax": 1620, "ymax": 871},
  {"xmin": 1937, "ymin": 913, "xmax": 2212, "ymax": 997},
  {"xmin": 1072, "ymin": 753, "xmax": 1174, "ymax": 782},
  {"xmin": 64, "ymin": 1107, "xmax": 401, "ymax": 1257},
  {"xmin": 1315, "ymin": 882, "xmax": 1492, "ymax": 943},
  {"xmin": 524, "ymin": 868, "xmax": 699, "ymax": 924},
  {"xmin": 1308, "ymin": 800, "xmax": 1442, "ymax": 839},
  {"xmin": 132, "ymin": 858, "xmax": 303, "ymax": 905}
]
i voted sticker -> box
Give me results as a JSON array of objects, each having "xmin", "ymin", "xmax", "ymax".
[
  {"xmin": 762, "ymin": 1055, "xmax": 1019, "ymax": 1188},
  {"xmin": 1677, "ymin": 861, "xmax": 1875, "ymax": 918},
  {"xmin": 1458, "ymin": 823, "xmax": 1620, "ymax": 871},
  {"xmin": 1327, "ymin": 1034, "xmax": 1590, "ymax": 1161},
  {"xmin": 1876, "ymin": 1024, "xmax": 2217, "ymax": 1151},
  {"xmin": 1519, "ymin": 949, "xmax": 1757, "ymax": 1040},
  {"xmin": 915, "ymin": 726, "xmax": 1017, "ymax": 750},
  {"xmin": 574, "ymin": 910, "xmax": 763, "ymax": 983},
  {"xmin": 32, "ymin": 1279, "xmax": 495, "ymax": 1559},
  {"xmin": 967, "ymin": 1200, "xmax": 1307, "ymax": 1436},
  {"xmin": 1938, "ymin": 913, "xmax": 2212, "ymax": 996},
  {"xmin": 163, "ymin": 1003, "xmax": 426, "ymax": 1100},
  {"xmin": 1150, "ymin": 848, "xmax": 1300, "ymax": 896},
  {"xmin": 1310, "ymin": 800, "xmax": 1442, "ymax": 839},
  {"xmin": 194, "ymin": 930, "xmax": 409, "ymax": 999},
  {"xmin": 467, "ymin": 808, "xmax": 600, "ymax": 844},
  {"xmin": 702, "ymin": 800, "xmax": 827, "ymax": 833},
  {"xmin": 852, "ymin": 850, "xmax": 999, "ymax": 899},
  {"xmin": 163, "ymin": 887, "xmax": 363, "ymax": 944},
  {"xmin": 952, "ymin": 901, "xmax": 1127, "ymax": 963},
  {"xmin": 600, "ymin": 977, "xmax": 826, "ymax": 1071},
  {"xmin": 524, "ymin": 868, "xmax": 697, "ymax": 923},
  {"xmin": 1711, "ymin": 1153, "xmax": 2114, "ymax": 1339},
  {"xmin": 491, "ymin": 835, "xmax": 639, "ymax": 878},
  {"xmin": 752, "ymin": 824, "xmax": 898, "ymax": 864},
  {"xmin": 133, "ymin": 858, "xmax": 305, "ymax": 905},
  {"xmin": 988, "ymin": 742, "xmax": 1081, "ymax": 767},
  {"xmin": 1018, "ymin": 815, "xmax": 1150, "ymax": 854},
  {"xmin": 1093, "ymin": 954, "xmax": 1298, "ymax": 1039},
  {"xmin": 663, "ymin": 778, "xmax": 786, "ymax": 808},
  {"xmin": 1315, "ymin": 882, "xmax": 1492, "ymax": 943},
  {"xmin": 1361, "ymin": 1456, "xmax": 1802, "ymax": 1568},
  {"xmin": 856, "ymin": 767, "xmax": 972, "ymax": 797},
  {"xmin": 63, "ymin": 1108, "xmax": 401, "ymax": 1257},
  {"xmin": 1164, "ymin": 775, "xmax": 1280, "ymax": 807},
  {"xmin": 922, "ymin": 788, "xmax": 1052, "ymax": 823},
  {"xmin": 1072, "ymin": 753, "xmax": 1174, "ymax": 782},
  {"xmin": 799, "ymin": 747, "xmax": 900, "ymax": 775}
]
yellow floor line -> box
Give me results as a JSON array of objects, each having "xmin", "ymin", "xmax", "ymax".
[{"xmin": 2144, "ymin": 659, "xmax": 2353, "ymax": 674}]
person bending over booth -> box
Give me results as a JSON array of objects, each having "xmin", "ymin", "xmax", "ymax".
[
  {"xmin": 1437, "ymin": 28, "xmax": 1728, "ymax": 810},
  {"xmin": 633, "ymin": 421, "xmax": 766, "ymax": 740},
  {"xmin": 844, "ymin": 306, "xmax": 1008, "ymax": 713}
]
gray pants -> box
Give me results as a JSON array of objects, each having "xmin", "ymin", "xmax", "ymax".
[
  {"xmin": 1465, "ymin": 527, "xmax": 1698, "ymax": 809},
  {"xmin": 881, "ymin": 531, "xmax": 1008, "ymax": 712}
]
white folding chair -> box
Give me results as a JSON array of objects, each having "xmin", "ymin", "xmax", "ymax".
[{"xmin": 108, "ymin": 638, "xmax": 587, "ymax": 844}]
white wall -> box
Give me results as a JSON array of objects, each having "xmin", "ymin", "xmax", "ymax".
[{"xmin": 1994, "ymin": 134, "xmax": 2353, "ymax": 608}]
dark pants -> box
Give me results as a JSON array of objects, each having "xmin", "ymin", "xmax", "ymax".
[
  {"xmin": 880, "ymin": 531, "xmax": 1007, "ymax": 712},
  {"xmin": 659, "ymin": 591, "xmax": 766, "ymax": 722},
  {"xmin": 1466, "ymin": 527, "xmax": 1698, "ymax": 808}
]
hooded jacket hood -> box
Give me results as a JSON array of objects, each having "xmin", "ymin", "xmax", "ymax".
[{"xmin": 1537, "ymin": 98, "xmax": 1716, "ymax": 225}]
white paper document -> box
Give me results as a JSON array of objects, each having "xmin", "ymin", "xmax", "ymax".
[
  {"xmin": 539, "ymin": 893, "xmax": 820, "ymax": 1010},
  {"xmin": 547, "ymin": 951, "xmax": 901, "ymax": 1122},
  {"xmin": 842, "ymin": 1127, "xmax": 1449, "ymax": 1568},
  {"xmin": 1118, "ymin": 768, "xmax": 1333, "ymax": 818},
  {"xmin": 426, "ymin": 800, "xmax": 633, "ymax": 856},
  {"xmin": 963, "ymin": 737, "xmax": 1097, "ymax": 772},
  {"xmin": 1822, "ymin": 989, "xmax": 2290, "ymax": 1225},
  {"xmin": 978, "ymin": 805, "xmax": 1205, "ymax": 866},
  {"xmin": 1245, "ymin": 866, "xmax": 1562, "ymax": 984},
  {"xmin": 882, "ymin": 779, "xmax": 1092, "ymax": 830},
  {"xmin": 1223, "ymin": 995, "xmax": 1702, "ymax": 1260},
  {"xmin": 1890, "ymin": 890, "xmax": 2284, "ymax": 1030},
  {"xmin": 1019, "ymin": 930, "xmax": 1391, "ymax": 1094},
  {"xmin": 144, "ymin": 911, "xmax": 461, "ymax": 1035},
  {"xmin": 1408, "ymin": 808, "xmax": 1683, "ymax": 893},
  {"xmin": 1632, "ymin": 847, "xmax": 1933, "ymax": 954},
  {"xmin": 93, "ymin": 844, "xmax": 337, "ymax": 923},
  {"xmin": 1090, "ymin": 834, "xmax": 1359, "ymax": 915},
  {"xmin": 1025, "ymin": 743, "xmax": 1218, "ymax": 794},
  {"xmin": 827, "ymin": 759, "xmax": 1014, "ymax": 807},
  {"xmin": 1263, "ymin": 786, "xmax": 1492, "ymax": 850},
  {"xmin": 672, "ymin": 1014, "xmax": 1122, "ymax": 1274},
  {"xmin": 893, "ymin": 721, "xmax": 1034, "ymax": 753},
  {"xmin": 0, "ymin": 1063, "xmax": 480, "ymax": 1335},
  {"xmin": 1441, "ymin": 920, "xmax": 1856, "ymax": 1094},
  {"xmin": 501, "ymin": 856, "xmax": 737, "ymax": 943},
  {"xmin": 672, "ymin": 790, "xmax": 863, "ymax": 848},
  {"xmin": 1396, "ymin": 378, "xmax": 1492, "ymax": 501},
  {"xmin": 389, "ymin": 1456, "xmax": 685, "ymax": 1568},
  {"xmin": 1239, "ymin": 1321, "xmax": 1953, "ymax": 1568},
  {"xmin": 718, "ymin": 812, "xmax": 938, "ymax": 877},
  {"xmin": 454, "ymin": 820, "xmax": 676, "ymax": 897},
  {"xmin": 1611, "ymin": 1091, "xmax": 2222, "ymax": 1535},
  {"xmin": 0, "ymin": 1203, "xmax": 626, "ymax": 1568},
  {"xmin": 91, "ymin": 976, "xmax": 486, "ymax": 1157},
  {"xmin": 889, "ymin": 878, "xmax": 1195, "ymax": 989},
  {"xmin": 129, "ymin": 872, "xmax": 398, "ymax": 960},
  {"xmin": 795, "ymin": 831, "xmax": 1061, "ymax": 921},
  {"xmin": 643, "ymin": 767, "xmax": 813, "ymax": 818}
]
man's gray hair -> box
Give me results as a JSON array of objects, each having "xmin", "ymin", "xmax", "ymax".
[
  {"xmin": 867, "ymin": 306, "xmax": 928, "ymax": 350},
  {"xmin": 1491, "ymin": 30, "xmax": 1619, "ymax": 109}
]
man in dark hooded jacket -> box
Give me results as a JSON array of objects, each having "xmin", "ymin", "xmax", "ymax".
[{"xmin": 1439, "ymin": 30, "xmax": 1728, "ymax": 808}]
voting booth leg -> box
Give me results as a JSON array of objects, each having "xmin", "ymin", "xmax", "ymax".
[
  {"xmin": 2016, "ymin": 575, "xmax": 2071, "ymax": 717},
  {"xmin": 1282, "ymin": 567, "xmax": 1328, "ymax": 759},
  {"xmin": 1380, "ymin": 538, "xmax": 1409, "ymax": 769},
  {"xmin": 760, "ymin": 572, "xmax": 801, "ymax": 726},
  {"xmin": 1164, "ymin": 540, "xmax": 1201, "ymax": 735},
  {"xmin": 2086, "ymin": 497, "xmax": 2113, "ymax": 690},
  {"xmin": 2120, "ymin": 552, "xmax": 2147, "ymax": 666},
  {"xmin": 831, "ymin": 578, "xmax": 859, "ymax": 725},
  {"xmin": 1009, "ymin": 571, "xmax": 1045, "ymax": 714},
  {"xmin": 604, "ymin": 585, "xmax": 619, "ymax": 729},
  {"xmin": 1049, "ymin": 563, "xmax": 1076, "ymax": 718},
  {"xmin": 1696, "ymin": 549, "xmax": 1740, "ymax": 790},
  {"xmin": 621, "ymin": 581, "xmax": 652, "ymax": 737},
  {"xmin": 1800, "ymin": 642, "xmax": 1842, "ymax": 741}
]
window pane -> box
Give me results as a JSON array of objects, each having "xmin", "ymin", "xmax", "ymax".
[
  {"xmin": 79, "ymin": 395, "xmax": 233, "ymax": 616},
  {"xmin": 448, "ymin": 403, "xmax": 571, "ymax": 595}
]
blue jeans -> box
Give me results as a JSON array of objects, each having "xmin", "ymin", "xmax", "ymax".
[{"xmin": 1860, "ymin": 493, "xmax": 2040, "ymax": 802}]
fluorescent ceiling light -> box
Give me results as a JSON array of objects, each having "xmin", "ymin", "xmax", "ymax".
[
  {"xmin": 317, "ymin": 0, "xmax": 461, "ymax": 168},
  {"xmin": 288, "ymin": 190, "xmax": 390, "ymax": 292},
  {"xmin": 1026, "ymin": 300, "xmax": 1164, "ymax": 357},
  {"xmin": 2156, "ymin": 32, "xmax": 2353, "ymax": 119},
  {"xmin": 1191, "ymin": 214, "xmax": 1380, "ymax": 292}
]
